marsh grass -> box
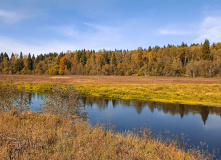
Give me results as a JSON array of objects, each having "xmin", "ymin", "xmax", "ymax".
[
  {"xmin": 3, "ymin": 82, "xmax": 221, "ymax": 106},
  {"xmin": 0, "ymin": 82, "xmax": 29, "ymax": 112},
  {"xmin": 40, "ymin": 84, "xmax": 86, "ymax": 119},
  {"xmin": 0, "ymin": 111, "xmax": 213, "ymax": 160},
  {"xmin": 77, "ymin": 84, "xmax": 221, "ymax": 106},
  {"xmin": 0, "ymin": 82, "xmax": 214, "ymax": 159}
]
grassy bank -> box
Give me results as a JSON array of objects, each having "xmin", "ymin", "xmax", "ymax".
[
  {"xmin": 77, "ymin": 84, "xmax": 221, "ymax": 106},
  {"xmin": 0, "ymin": 111, "xmax": 210, "ymax": 159},
  {"xmin": 3, "ymin": 82, "xmax": 221, "ymax": 106}
]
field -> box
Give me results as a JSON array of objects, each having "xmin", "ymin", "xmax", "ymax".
[
  {"xmin": 0, "ymin": 74, "xmax": 220, "ymax": 84},
  {"xmin": 0, "ymin": 74, "xmax": 221, "ymax": 106}
]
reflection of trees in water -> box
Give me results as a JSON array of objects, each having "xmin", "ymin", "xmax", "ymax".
[
  {"xmin": 148, "ymin": 102, "xmax": 155, "ymax": 113},
  {"xmin": 122, "ymin": 100, "xmax": 131, "ymax": 107},
  {"xmin": 122, "ymin": 101, "xmax": 146, "ymax": 114},
  {"xmin": 95, "ymin": 97, "xmax": 106, "ymax": 109},
  {"xmin": 132, "ymin": 101, "xmax": 145, "ymax": 114},
  {"xmin": 81, "ymin": 96, "xmax": 87, "ymax": 108},
  {"xmin": 179, "ymin": 104, "xmax": 185, "ymax": 118},
  {"xmin": 82, "ymin": 96, "xmax": 221, "ymax": 125},
  {"xmin": 28, "ymin": 93, "xmax": 32, "ymax": 105},
  {"xmin": 112, "ymin": 100, "xmax": 117, "ymax": 108},
  {"xmin": 36, "ymin": 93, "xmax": 43, "ymax": 101},
  {"xmin": 146, "ymin": 102, "xmax": 221, "ymax": 125},
  {"xmin": 200, "ymin": 106, "xmax": 210, "ymax": 125},
  {"xmin": 83, "ymin": 96, "xmax": 93, "ymax": 108},
  {"xmin": 27, "ymin": 93, "xmax": 45, "ymax": 105},
  {"xmin": 105, "ymin": 99, "xmax": 109, "ymax": 106},
  {"xmin": 83, "ymin": 96, "xmax": 109, "ymax": 109}
]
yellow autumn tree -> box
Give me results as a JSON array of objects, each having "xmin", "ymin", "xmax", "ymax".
[{"xmin": 59, "ymin": 57, "xmax": 66, "ymax": 75}]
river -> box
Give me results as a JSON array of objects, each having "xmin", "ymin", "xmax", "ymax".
[{"xmin": 28, "ymin": 93, "xmax": 221, "ymax": 158}]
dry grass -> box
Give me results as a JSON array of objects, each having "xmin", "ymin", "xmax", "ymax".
[
  {"xmin": 1, "ymin": 74, "xmax": 220, "ymax": 106},
  {"xmin": 0, "ymin": 111, "xmax": 211, "ymax": 160},
  {"xmin": 50, "ymin": 77, "xmax": 71, "ymax": 79},
  {"xmin": 0, "ymin": 74, "xmax": 220, "ymax": 85}
]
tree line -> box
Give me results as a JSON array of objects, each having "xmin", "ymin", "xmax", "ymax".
[{"xmin": 0, "ymin": 39, "xmax": 220, "ymax": 77}]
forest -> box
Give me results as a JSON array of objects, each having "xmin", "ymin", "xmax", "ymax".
[{"xmin": 0, "ymin": 39, "xmax": 220, "ymax": 77}]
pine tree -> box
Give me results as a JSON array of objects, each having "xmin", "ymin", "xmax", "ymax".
[
  {"xmin": 10, "ymin": 53, "xmax": 15, "ymax": 60},
  {"xmin": 3, "ymin": 52, "xmax": 9, "ymax": 61},
  {"xmin": 32, "ymin": 54, "xmax": 35, "ymax": 60},
  {"xmin": 0, "ymin": 52, "xmax": 3, "ymax": 63},
  {"xmin": 27, "ymin": 53, "xmax": 33, "ymax": 70},
  {"xmin": 110, "ymin": 52, "xmax": 117, "ymax": 66},
  {"xmin": 20, "ymin": 52, "xmax": 23, "ymax": 59},
  {"xmin": 201, "ymin": 39, "xmax": 211, "ymax": 60}
]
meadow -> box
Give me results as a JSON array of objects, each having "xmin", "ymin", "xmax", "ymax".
[{"xmin": 0, "ymin": 75, "xmax": 220, "ymax": 106}]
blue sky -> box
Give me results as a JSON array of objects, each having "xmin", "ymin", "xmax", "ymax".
[{"xmin": 0, "ymin": 0, "xmax": 221, "ymax": 55}]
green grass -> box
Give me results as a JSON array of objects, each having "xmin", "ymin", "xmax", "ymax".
[{"xmin": 1, "ymin": 82, "xmax": 221, "ymax": 106}]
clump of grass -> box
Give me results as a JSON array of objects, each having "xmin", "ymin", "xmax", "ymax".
[
  {"xmin": 41, "ymin": 84, "xmax": 86, "ymax": 119},
  {"xmin": 17, "ymin": 82, "xmax": 54, "ymax": 93},
  {"xmin": 0, "ymin": 82, "xmax": 30, "ymax": 112},
  {"xmin": 0, "ymin": 111, "xmax": 212, "ymax": 160}
]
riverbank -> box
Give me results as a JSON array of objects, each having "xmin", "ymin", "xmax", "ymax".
[
  {"xmin": 0, "ymin": 110, "xmax": 210, "ymax": 159},
  {"xmin": 0, "ymin": 75, "xmax": 220, "ymax": 106}
]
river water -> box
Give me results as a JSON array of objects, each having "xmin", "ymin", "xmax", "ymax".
[{"xmin": 29, "ymin": 93, "xmax": 221, "ymax": 158}]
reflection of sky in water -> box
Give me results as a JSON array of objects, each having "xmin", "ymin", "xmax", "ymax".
[
  {"xmin": 29, "ymin": 94, "xmax": 221, "ymax": 158},
  {"xmin": 28, "ymin": 93, "xmax": 45, "ymax": 112},
  {"xmin": 204, "ymin": 115, "xmax": 221, "ymax": 130}
]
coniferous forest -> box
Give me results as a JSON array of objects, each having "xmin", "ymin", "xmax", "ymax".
[{"xmin": 0, "ymin": 39, "xmax": 221, "ymax": 77}]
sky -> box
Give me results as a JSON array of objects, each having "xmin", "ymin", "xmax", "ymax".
[{"xmin": 0, "ymin": 0, "xmax": 221, "ymax": 56}]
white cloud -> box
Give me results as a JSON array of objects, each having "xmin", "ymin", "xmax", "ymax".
[
  {"xmin": 158, "ymin": 29, "xmax": 192, "ymax": 36},
  {"xmin": 157, "ymin": 23, "xmax": 194, "ymax": 36},
  {"xmin": 47, "ymin": 23, "xmax": 123, "ymax": 50},
  {"xmin": 84, "ymin": 22, "xmax": 118, "ymax": 34},
  {"xmin": 193, "ymin": 16, "xmax": 221, "ymax": 43},
  {"xmin": 82, "ymin": 23, "xmax": 122, "ymax": 43},
  {"xmin": 47, "ymin": 26, "xmax": 80, "ymax": 37},
  {"xmin": 157, "ymin": 16, "xmax": 221, "ymax": 44},
  {"xmin": 0, "ymin": 9, "xmax": 26, "ymax": 23},
  {"xmin": 0, "ymin": 22, "xmax": 124, "ymax": 55},
  {"xmin": 0, "ymin": 36, "xmax": 77, "ymax": 55}
]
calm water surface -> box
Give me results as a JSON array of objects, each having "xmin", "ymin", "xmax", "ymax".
[{"xmin": 29, "ymin": 93, "xmax": 221, "ymax": 158}]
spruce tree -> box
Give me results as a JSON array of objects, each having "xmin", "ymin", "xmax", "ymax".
[
  {"xmin": 10, "ymin": 53, "xmax": 15, "ymax": 60},
  {"xmin": 32, "ymin": 54, "xmax": 35, "ymax": 60},
  {"xmin": 27, "ymin": 53, "xmax": 33, "ymax": 70},
  {"xmin": 201, "ymin": 39, "xmax": 211, "ymax": 60},
  {"xmin": 20, "ymin": 52, "xmax": 23, "ymax": 59},
  {"xmin": 3, "ymin": 52, "xmax": 9, "ymax": 61},
  {"xmin": 110, "ymin": 52, "xmax": 117, "ymax": 66},
  {"xmin": 0, "ymin": 52, "xmax": 3, "ymax": 63}
]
